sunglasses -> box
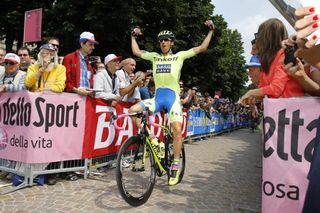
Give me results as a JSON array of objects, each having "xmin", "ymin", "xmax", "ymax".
[
  {"xmin": 18, "ymin": 54, "xmax": 29, "ymax": 57},
  {"xmin": 159, "ymin": 38, "xmax": 171, "ymax": 42},
  {"xmin": 4, "ymin": 61, "xmax": 17, "ymax": 66},
  {"xmin": 50, "ymin": 43, "xmax": 60, "ymax": 48}
]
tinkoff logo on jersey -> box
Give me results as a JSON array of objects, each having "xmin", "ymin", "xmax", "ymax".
[{"xmin": 156, "ymin": 64, "xmax": 171, "ymax": 73}]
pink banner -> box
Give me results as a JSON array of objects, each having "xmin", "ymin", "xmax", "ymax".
[
  {"xmin": 263, "ymin": 98, "xmax": 320, "ymax": 213},
  {"xmin": 23, "ymin": 8, "xmax": 42, "ymax": 43},
  {"xmin": 0, "ymin": 92, "xmax": 86, "ymax": 163}
]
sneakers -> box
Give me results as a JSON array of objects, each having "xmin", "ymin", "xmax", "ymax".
[{"xmin": 168, "ymin": 162, "xmax": 180, "ymax": 186}]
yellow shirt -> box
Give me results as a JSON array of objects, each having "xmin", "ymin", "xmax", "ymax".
[{"xmin": 25, "ymin": 64, "xmax": 66, "ymax": 92}]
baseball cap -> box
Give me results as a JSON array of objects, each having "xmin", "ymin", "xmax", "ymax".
[
  {"xmin": 4, "ymin": 53, "xmax": 20, "ymax": 64},
  {"xmin": 245, "ymin": 55, "xmax": 261, "ymax": 68},
  {"xmin": 104, "ymin": 54, "xmax": 122, "ymax": 65},
  {"xmin": 40, "ymin": 43, "xmax": 57, "ymax": 51},
  {"xmin": 79, "ymin": 31, "xmax": 98, "ymax": 44}
]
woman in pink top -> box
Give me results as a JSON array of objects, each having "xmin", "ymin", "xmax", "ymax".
[{"xmin": 241, "ymin": 18, "xmax": 304, "ymax": 105}]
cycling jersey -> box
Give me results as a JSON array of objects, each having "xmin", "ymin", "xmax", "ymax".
[
  {"xmin": 141, "ymin": 49, "xmax": 195, "ymax": 96},
  {"xmin": 140, "ymin": 48, "xmax": 196, "ymax": 122}
]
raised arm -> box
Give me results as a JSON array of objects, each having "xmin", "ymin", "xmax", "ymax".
[
  {"xmin": 131, "ymin": 27, "xmax": 143, "ymax": 57},
  {"xmin": 193, "ymin": 20, "xmax": 215, "ymax": 55}
]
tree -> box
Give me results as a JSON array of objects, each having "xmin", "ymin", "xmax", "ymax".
[{"xmin": 0, "ymin": 0, "xmax": 248, "ymax": 100}]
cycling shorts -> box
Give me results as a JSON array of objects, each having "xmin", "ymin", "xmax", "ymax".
[{"xmin": 139, "ymin": 88, "xmax": 183, "ymax": 123}]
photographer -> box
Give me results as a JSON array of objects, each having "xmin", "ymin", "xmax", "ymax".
[
  {"xmin": 283, "ymin": 6, "xmax": 320, "ymax": 96},
  {"xmin": 281, "ymin": 5, "xmax": 320, "ymax": 213},
  {"xmin": 25, "ymin": 44, "xmax": 66, "ymax": 92},
  {"xmin": 241, "ymin": 18, "xmax": 304, "ymax": 105}
]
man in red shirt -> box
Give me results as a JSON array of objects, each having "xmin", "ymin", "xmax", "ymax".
[{"xmin": 63, "ymin": 31, "xmax": 98, "ymax": 96}]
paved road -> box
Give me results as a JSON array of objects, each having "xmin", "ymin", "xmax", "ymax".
[{"xmin": 0, "ymin": 129, "xmax": 262, "ymax": 213}]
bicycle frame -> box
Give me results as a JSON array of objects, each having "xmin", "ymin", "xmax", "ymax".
[
  {"xmin": 144, "ymin": 124, "xmax": 173, "ymax": 173},
  {"xmin": 112, "ymin": 110, "xmax": 173, "ymax": 174}
]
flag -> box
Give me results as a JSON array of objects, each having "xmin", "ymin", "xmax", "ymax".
[{"xmin": 23, "ymin": 8, "xmax": 43, "ymax": 43}]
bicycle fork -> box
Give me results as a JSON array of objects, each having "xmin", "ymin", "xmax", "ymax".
[{"xmin": 146, "ymin": 138, "xmax": 166, "ymax": 173}]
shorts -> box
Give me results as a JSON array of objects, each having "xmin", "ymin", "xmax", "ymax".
[{"xmin": 139, "ymin": 88, "xmax": 183, "ymax": 123}]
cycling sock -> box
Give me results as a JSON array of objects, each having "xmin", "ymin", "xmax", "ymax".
[
  {"xmin": 171, "ymin": 159, "xmax": 180, "ymax": 171},
  {"xmin": 173, "ymin": 159, "xmax": 180, "ymax": 164}
]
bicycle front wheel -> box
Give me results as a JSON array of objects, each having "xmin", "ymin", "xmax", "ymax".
[{"xmin": 116, "ymin": 136, "xmax": 156, "ymax": 206}]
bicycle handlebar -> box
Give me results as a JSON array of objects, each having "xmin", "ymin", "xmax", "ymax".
[
  {"xmin": 112, "ymin": 111, "xmax": 162, "ymax": 130},
  {"xmin": 148, "ymin": 117, "xmax": 161, "ymax": 128}
]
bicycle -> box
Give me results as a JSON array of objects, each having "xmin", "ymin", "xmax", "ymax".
[{"xmin": 111, "ymin": 110, "xmax": 186, "ymax": 206}]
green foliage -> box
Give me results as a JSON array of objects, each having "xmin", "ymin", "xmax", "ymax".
[{"xmin": 0, "ymin": 0, "xmax": 248, "ymax": 100}]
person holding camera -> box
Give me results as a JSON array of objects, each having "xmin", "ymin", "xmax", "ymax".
[
  {"xmin": 241, "ymin": 18, "xmax": 304, "ymax": 105},
  {"xmin": 283, "ymin": 6, "xmax": 320, "ymax": 96},
  {"xmin": 25, "ymin": 44, "xmax": 66, "ymax": 92},
  {"xmin": 280, "ymin": 5, "xmax": 320, "ymax": 213}
]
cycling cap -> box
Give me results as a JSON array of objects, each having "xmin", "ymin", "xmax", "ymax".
[{"xmin": 158, "ymin": 30, "xmax": 175, "ymax": 40}]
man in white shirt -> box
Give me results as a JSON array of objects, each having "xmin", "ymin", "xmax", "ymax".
[
  {"xmin": 116, "ymin": 58, "xmax": 144, "ymax": 103},
  {"xmin": 94, "ymin": 54, "xmax": 122, "ymax": 106}
]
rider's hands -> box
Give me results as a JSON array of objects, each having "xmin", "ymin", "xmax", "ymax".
[
  {"xmin": 132, "ymin": 26, "xmax": 143, "ymax": 38},
  {"xmin": 205, "ymin": 20, "xmax": 215, "ymax": 31}
]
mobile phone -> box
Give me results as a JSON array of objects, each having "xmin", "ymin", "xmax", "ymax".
[
  {"xmin": 87, "ymin": 88, "xmax": 103, "ymax": 92},
  {"xmin": 284, "ymin": 46, "xmax": 297, "ymax": 65},
  {"xmin": 299, "ymin": 0, "xmax": 320, "ymax": 45}
]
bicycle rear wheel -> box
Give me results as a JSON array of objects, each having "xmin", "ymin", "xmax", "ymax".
[{"xmin": 116, "ymin": 136, "xmax": 156, "ymax": 206}]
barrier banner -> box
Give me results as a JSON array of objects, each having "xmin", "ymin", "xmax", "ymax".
[
  {"xmin": 262, "ymin": 98, "xmax": 320, "ymax": 213},
  {"xmin": 187, "ymin": 110, "xmax": 194, "ymax": 136},
  {"xmin": 0, "ymin": 92, "xmax": 189, "ymax": 162},
  {"xmin": 82, "ymin": 100, "xmax": 188, "ymax": 158},
  {"xmin": 0, "ymin": 92, "xmax": 86, "ymax": 163}
]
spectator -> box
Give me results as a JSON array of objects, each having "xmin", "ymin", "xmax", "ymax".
[
  {"xmin": 116, "ymin": 58, "xmax": 143, "ymax": 102},
  {"xmin": 0, "ymin": 53, "xmax": 26, "ymax": 92},
  {"xmin": 183, "ymin": 86, "xmax": 196, "ymax": 109},
  {"xmin": 92, "ymin": 61, "xmax": 105, "ymax": 74},
  {"xmin": 245, "ymin": 55, "xmax": 261, "ymax": 87},
  {"xmin": 0, "ymin": 48, "xmax": 6, "ymax": 69},
  {"xmin": 17, "ymin": 47, "xmax": 31, "ymax": 72},
  {"xmin": 282, "ymin": 8, "xmax": 320, "ymax": 96},
  {"xmin": 63, "ymin": 31, "xmax": 98, "ymax": 96},
  {"xmin": 140, "ymin": 75, "xmax": 153, "ymax": 100},
  {"xmin": 180, "ymin": 81, "xmax": 192, "ymax": 109},
  {"xmin": 283, "ymin": 6, "xmax": 320, "ymax": 213},
  {"xmin": 25, "ymin": 44, "xmax": 66, "ymax": 92},
  {"xmin": 241, "ymin": 18, "xmax": 304, "ymax": 105},
  {"xmin": 89, "ymin": 56, "xmax": 101, "ymax": 74},
  {"xmin": 127, "ymin": 71, "xmax": 144, "ymax": 103},
  {"xmin": 251, "ymin": 38, "xmax": 258, "ymax": 55},
  {"xmin": 94, "ymin": 54, "xmax": 121, "ymax": 106},
  {"xmin": 211, "ymin": 95, "xmax": 220, "ymax": 112},
  {"xmin": 48, "ymin": 37, "xmax": 60, "ymax": 54}
]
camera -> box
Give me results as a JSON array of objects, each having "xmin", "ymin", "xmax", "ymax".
[{"xmin": 284, "ymin": 46, "xmax": 296, "ymax": 65}]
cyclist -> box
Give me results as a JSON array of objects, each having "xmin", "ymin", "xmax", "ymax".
[{"xmin": 130, "ymin": 20, "xmax": 216, "ymax": 186}]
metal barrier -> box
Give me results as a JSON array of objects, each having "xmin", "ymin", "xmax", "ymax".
[{"xmin": 0, "ymin": 159, "xmax": 88, "ymax": 194}]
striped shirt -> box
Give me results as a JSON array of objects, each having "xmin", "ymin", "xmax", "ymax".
[
  {"xmin": 0, "ymin": 69, "xmax": 26, "ymax": 92},
  {"xmin": 79, "ymin": 51, "xmax": 91, "ymax": 88}
]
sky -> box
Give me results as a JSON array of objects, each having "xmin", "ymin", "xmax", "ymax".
[{"xmin": 212, "ymin": 0, "xmax": 298, "ymax": 62}]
